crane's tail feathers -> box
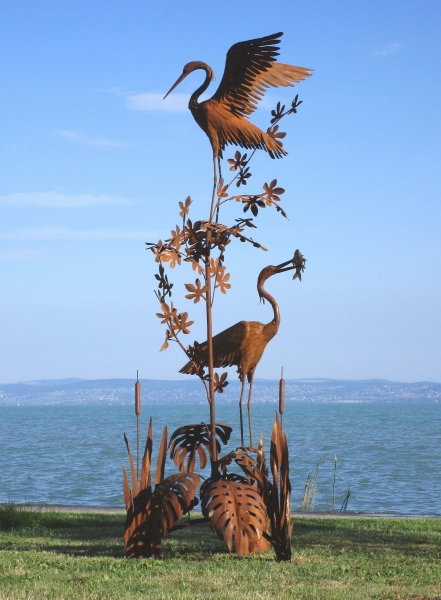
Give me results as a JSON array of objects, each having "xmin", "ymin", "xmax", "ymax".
[
  {"xmin": 179, "ymin": 361, "xmax": 197, "ymax": 375},
  {"xmin": 219, "ymin": 119, "xmax": 287, "ymax": 159}
]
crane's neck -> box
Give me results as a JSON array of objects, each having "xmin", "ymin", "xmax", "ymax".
[
  {"xmin": 258, "ymin": 279, "xmax": 280, "ymax": 338},
  {"xmin": 189, "ymin": 62, "xmax": 213, "ymax": 110}
]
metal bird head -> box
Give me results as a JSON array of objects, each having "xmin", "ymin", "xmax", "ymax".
[
  {"xmin": 163, "ymin": 62, "xmax": 215, "ymax": 99},
  {"xmin": 257, "ymin": 253, "xmax": 306, "ymax": 302}
]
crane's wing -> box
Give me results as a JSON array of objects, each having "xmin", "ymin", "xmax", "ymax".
[
  {"xmin": 212, "ymin": 32, "xmax": 312, "ymax": 118},
  {"xmin": 180, "ymin": 321, "xmax": 250, "ymax": 375}
]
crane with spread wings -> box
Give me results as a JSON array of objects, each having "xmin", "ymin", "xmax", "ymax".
[{"xmin": 164, "ymin": 32, "xmax": 312, "ymax": 188}]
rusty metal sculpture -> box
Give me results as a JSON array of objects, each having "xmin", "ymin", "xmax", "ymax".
[
  {"xmin": 164, "ymin": 32, "xmax": 312, "ymax": 190},
  {"xmin": 124, "ymin": 31, "xmax": 312, "ymax": 561},
  {"xmin": 180, "ymin": 255, "xmax": 305, "ymax": 449},
  {"xmin": 123, "ymin": 420, "xmax": 202, "ymax": 558},
  {"xmin": 169, "ymin": 422, "xmax": 232, "ymax": 473}
]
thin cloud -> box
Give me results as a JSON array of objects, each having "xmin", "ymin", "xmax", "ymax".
[
  {"xmin": 0, "ymin": 249, "xmax": 44, "ymax": 261},
  {"xmin": 54, "ymin": 130, "xmax": 127, "ymax": 147},
  {"xmin": 374, "ymin": 43, "xmax": 403, "ymax": 57},
  {"xmin": 0, "ymin": 192, "xmax": 130, "ymax": 208},
  {"xmin": 125, "ymin": 92, "xmax": 189, "ymax": 112},
  {"xmin": 0, "ymin": 228, "xmax": 153, "ymax": 241}
]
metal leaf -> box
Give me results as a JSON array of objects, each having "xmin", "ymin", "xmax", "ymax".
[
  {"xmin": 140, "ymin": 418, "xmax": 153, "ymax": 492},
  {"xmin": 169, "ymin": 423, "xmax": 232, "ymax": 473},
  {"xmin": 124, "ymin": 433, "xmax": 139, "ymax": 498},
  {"xmin": 123, "ymin": 425, "xmax": 200, "ymax": 558},
  {"xmin": 125, "ymin": 472, "xmax": 200, "ymax": 558},
  {"xmin": 234, "ymin": 451, "xmax": 267, "ymax": 494},
  {"xmin": 266, "ymin": 413, "xmax": 292, "ymax": 561},
  {"xmin": 122, "ymin": 465, "xmax": 132, "ymax": 511},
  {"xmin": 201, "ymin": 477, "xmax": 270, "ymax": 557},
  {"xmin": 155, "ymin": 426, "xmax": 168, "ymax": 485}
]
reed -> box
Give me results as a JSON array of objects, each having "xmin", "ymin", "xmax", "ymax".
[
  {"xmin": 332, "ymin": 452, "xmax": 337, "ymax": 512},
  {"xmin": 340, "ymin": 484, "xmax": 351, "ymax": 512},
  {"xmin": 300, "ymin": 458, "xmax": 321, "ymax": 511}
]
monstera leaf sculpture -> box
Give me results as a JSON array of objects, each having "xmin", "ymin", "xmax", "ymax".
[
  {"xmin": 123, "ymin": 419, "xmax": 200, "ymax": 558},
  {"xmin": 201, "ymin": 476, "xmax": 270, "ymax": 557},
  {"xmin": 169, "ymin": 422, "xmax": 232, "ymax": 472}
]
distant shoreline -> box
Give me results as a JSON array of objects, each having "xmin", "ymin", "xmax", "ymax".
[{"xmin": 1, "ymin": 377, "xmax": 440, "ymax": 406}]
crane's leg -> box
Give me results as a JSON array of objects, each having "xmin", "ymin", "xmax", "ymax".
[
  {"xmin": 247, "ymin": 373, "xmax": 255, "ymax": 450},
  {"xmin": 213, "ymin": 154, "xmax": 218, "ymax": 187},
  {"xmin": 215, "ymin": 158, "xmax": 223, "ymax": 221},
  {"xmin": 210, "ymin": 154, "xmax": 218, "ymax": 221},
  {"xmin": 238, "ymin": 377, "xmax": 246, "ymax": 447}
]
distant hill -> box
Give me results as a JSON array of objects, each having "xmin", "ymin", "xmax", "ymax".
[{"xmin": 0, "ymin": 378, "xmax": 440, "ymax": 406}]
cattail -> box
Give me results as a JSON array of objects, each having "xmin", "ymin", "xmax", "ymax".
[
  {"xmin": 135, "ymin": 373, "xmax": 141, "ymax": 416},
  {"xmin": 279, "ymin": 367, "xmax": 285, "ymax": 416}
]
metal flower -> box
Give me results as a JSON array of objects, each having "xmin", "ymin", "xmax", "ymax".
[
  {"xmin": 184, "ymin": 278, "xmax": 209, "ymax": 303},
  {"xmin": 286, "ymin": 94, "xmax": 302, "ymax": 115},
  {"xmin": 266, "ymin": 124, "xmax": 286, "ymax": 143},
  {"xmin": 242, "ymin": 196, "xmax": 265, "ymax": 217},
  {"xmin": 270, "ymin": 101, "xmax": 285, "ymax": 124},
  {"xmin": 179, "ymin": 196, "xmax": 192, "ymax": 218},
  {"xmin": 236, "ymin": 167, "xmax": 251, "ymax": 187},
  {"xmin": 262, "ymin": 179, "xmax": 284, "ymax": 206},
  {"xmin": 174, "ymin": 312, "xmax": 194, "ymax": 335},
  {"xmin": 213, "ymin": 371, "xmax": 229, "ymax": 393},
  {"xmin": 214, "ymin": 265, "xmax": 231, "ymax": 294},
  {"xmin": 227, "ymin": 151, "xmax": 248, "ymax": 172}
]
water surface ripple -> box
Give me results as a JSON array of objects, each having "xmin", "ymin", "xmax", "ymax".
[{"xmin": 0, "ymin": 402, "xmax": 439, "ymax": 514}]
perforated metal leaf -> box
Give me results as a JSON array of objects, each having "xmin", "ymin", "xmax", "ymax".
[
  {"xmin": 234, "ymin": 451, "xmax": 267, "ymax": 493},
  {"xmin": 169, "ymin": 422, "xmax": 232, "ymax": 472},
  {"xmin": 123, "ymin": 425, "xmax": 200, "ymax": 558},
  {"xmin": 201, "ymin": 477, "xmax": 270, "ymax": 557},
  {"xmin": 125, "ymin": 472, "xmax": 200, "ymax": 558}
]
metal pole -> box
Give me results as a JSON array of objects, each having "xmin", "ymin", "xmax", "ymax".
[
  {"xmin": 135, "ymin": 371, "xmax": 141, "ymax": 486},
  {"xmin": 205, "ymin": 230, "xmax": 217, "ymax": 469}
]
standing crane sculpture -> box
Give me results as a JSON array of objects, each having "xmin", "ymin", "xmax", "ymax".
[
  {"xmin": 180, "ymin": 252, "xmax": 306, "ymax": 449},
  {"xmin": 164, "ymin": 32, "xmax": 312, "ymax": 201}
]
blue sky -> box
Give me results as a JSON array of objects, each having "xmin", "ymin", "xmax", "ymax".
[{"xmin": 1, "ymin": 0, "xmax": 440, "ymax": 384}]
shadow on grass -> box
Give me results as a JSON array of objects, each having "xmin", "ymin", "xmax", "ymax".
[
  {"xmin": 1, "ymin": 509, "xmax": 440, "ymax": 561},
  {"xmin": 293, "ymin": 517, "xmax": 441, "ymax": 558},
  {"xmin": 0, "ymin": 510, "xmax": 227, "ymax": 559}
]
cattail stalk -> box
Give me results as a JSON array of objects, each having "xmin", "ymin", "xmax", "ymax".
[
  {"xmin": 332, "ymin": 453, "xmax": 338, "ymax": 512},
  {"xmin": 135, "ymin": 371, "xmax": 141, "ymax": 485}
]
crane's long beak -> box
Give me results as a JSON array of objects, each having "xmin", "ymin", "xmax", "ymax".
[
  {"xmin": 275, "ymin": 258, "xmax": 296, "ymax": 273},
  {"xmin": 163, "ymin": 72, "xmax": 189, "ymax": 99}
]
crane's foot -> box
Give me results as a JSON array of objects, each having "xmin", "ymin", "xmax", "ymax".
[{"xmin": 235, "ymin": 445, "xmax": 258, "ymax": 454}]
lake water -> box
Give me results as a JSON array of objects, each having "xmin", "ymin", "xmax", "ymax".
[{"xmin": 0, "ymin": 401, "xmax": 440, "ymax": 515}]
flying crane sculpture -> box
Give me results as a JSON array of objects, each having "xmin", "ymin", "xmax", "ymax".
[
  {"xmin": 180, "ymin": 251, "xmax": 306, "ymax": 448},
  {"xmin": 164, "ymin": 32, "xmax": 312, "ymax": 186}
]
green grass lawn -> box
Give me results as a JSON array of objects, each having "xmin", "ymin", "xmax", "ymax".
[{"xmin": 0, "ymin": 505, "xmax": 440, "ymax": 599}]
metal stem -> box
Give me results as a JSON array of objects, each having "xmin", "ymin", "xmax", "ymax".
[
  {"xmin": 205, "ymin": 230, "xmax": 217, "ymax": 469},
  {"xmin": 136, "ymin": 414, "xmax": 140, "ymax": 486}
]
